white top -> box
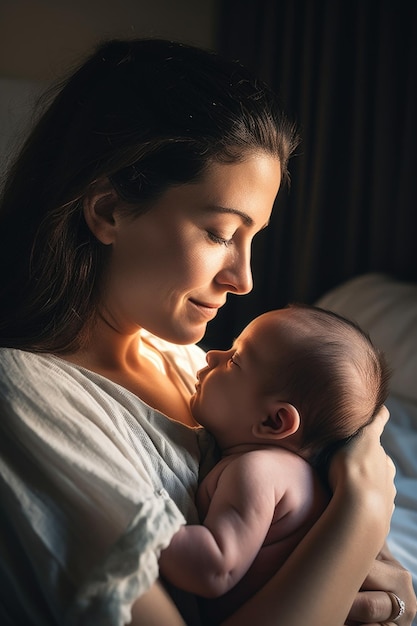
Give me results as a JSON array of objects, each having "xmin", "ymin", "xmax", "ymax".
[{"xmin": 0, "ymin": 332, "xmax": 215, "ymax": 625}]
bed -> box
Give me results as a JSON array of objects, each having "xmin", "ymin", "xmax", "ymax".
[{"xmin": 317, "ymin": 272, "xmax": 417, "ymax": 620}]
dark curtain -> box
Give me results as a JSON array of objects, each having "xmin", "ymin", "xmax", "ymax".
[{"xmin": 202, "ymin": 0, "xmax": 417, "ymax": 349}]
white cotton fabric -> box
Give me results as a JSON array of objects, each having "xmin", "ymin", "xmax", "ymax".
[{"xmin": 0, "ymin": 333, "xmax": 215, "ymax": 625}]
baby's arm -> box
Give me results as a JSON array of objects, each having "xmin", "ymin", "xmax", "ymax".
[{"xmin": 159, "ymin": 451, "xmax": 281, "ymax": 597}]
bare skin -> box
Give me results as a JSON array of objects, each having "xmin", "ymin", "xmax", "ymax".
[
  {"xmin": 160, "ymin": 447, "xmax": 329, "ymax": 623},
  {"xmin": 128, "ymin": 583, "xmax": 186, "ymax": 626}
]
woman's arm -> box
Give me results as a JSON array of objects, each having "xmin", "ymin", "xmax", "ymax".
[
  {"xmin": 128, "ymin": 582, "xmax": 186, "ymax": 626},
  {"xmin": 130, "ymin": 408, "xmax": 416, "ymax": 626}
]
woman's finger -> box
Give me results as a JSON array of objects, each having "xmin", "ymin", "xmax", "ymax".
[{"xmin": 347, "ymin": 590, "xmax": 395, "ymax": 623}]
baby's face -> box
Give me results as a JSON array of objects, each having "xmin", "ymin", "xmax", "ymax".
[{"xmin": 190, "ymin": 311, "xmax": 292, "ymax": 447}]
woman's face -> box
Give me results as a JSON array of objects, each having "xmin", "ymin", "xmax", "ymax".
[{"xmin": 102, "ymin": 151, "xmax": 281, "ymax": 344}]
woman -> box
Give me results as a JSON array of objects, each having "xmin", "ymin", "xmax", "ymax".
[{"xmin": 0, "ymin": 38, "xmax": 415, "ymax": 625}]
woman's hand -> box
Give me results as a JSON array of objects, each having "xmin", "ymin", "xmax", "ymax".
[
  {"xmin": 345, "ymin": 544, "xmax": 417, "ymax": 625},
  {"xmin": 330, "ymin": 406, "xmax": 416, "ymax": 626},
  {"xmin": 329, "ymin": 406, "xmax": 396, "ymax": 544}
]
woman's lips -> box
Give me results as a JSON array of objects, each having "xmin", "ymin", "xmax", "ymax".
[{"xmin": 188, "ymin": 299, "xmax": 223, "ymax": 320}]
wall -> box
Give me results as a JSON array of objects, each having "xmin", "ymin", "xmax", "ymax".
[{"xmin": 0, "ymin": 0, "xmax": 219, "ymax": 80}]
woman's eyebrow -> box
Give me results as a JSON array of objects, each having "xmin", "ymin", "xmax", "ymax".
[
  {"xmin": 205, "ymin": 205, "xmax": 254, "ymax": 227},
  {"xmin": 206, "ymin": 205, "xmax": 271, "ymax": 230}
]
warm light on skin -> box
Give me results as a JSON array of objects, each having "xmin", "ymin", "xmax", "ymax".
[
  {"xmin": 190, "ymin": 309, "xmax": 300, "ymax": 451},
  {"xmin": 99, "ymin": 152, "xmax": 282, "ymax": 346}
]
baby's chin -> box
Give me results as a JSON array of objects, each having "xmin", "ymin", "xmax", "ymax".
[{"xmin": 189, "ymin": 396, "xmax": 207, "ymax": 427}]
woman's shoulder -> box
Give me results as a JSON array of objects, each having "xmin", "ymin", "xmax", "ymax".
[
  {"xmin": 0, "ymin": 345, "xmax": 212, "ymax": 515},
  {"xmin": 0, "ymin": 347, "xmax": 65, "ymax": 396},
  {"xmin": 0, "ymin": 346, "xmax": 169, "ymax": 466},
  {"xmin": 0, "ymin": 346, "xmax": 116, "ymax": 407},
  {"xmin": 0, "ymin": 345, "xmax": 53, "ymax": 370}
]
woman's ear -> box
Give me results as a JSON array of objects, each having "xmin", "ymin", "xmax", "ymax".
[
  {"xmin": 252, "ymin": 402, "xmax": 300, "ymax": 440},
  {"xmin": 83, "ymin": 177, "xmax": 120, "ymax": 245}
]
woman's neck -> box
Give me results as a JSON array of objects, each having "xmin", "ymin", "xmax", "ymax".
[{"xmin": 60, "ymin": 316, "xmax": 198, "ymax": 427}]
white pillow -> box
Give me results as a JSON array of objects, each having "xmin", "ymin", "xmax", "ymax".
[{"xmin": 316, "ymin": 273, "xmax": 417, "ymax": 404}]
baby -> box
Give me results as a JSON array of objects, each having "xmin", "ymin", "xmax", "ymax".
[{"xmin": 159, "ymin": 303, "xmax": 390, "ymax": 623}]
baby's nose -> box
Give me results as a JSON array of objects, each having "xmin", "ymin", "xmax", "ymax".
[{"xmin": 206, "ymin": 349, "xmax": 222, "ymax": 367}]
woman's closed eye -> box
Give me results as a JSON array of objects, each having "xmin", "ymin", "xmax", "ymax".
[{"xmin": 207, "ymin": 231, "xmax": 233, "ymax": 247}]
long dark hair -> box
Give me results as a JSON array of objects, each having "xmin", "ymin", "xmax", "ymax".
[{"xmin": 0, "ymin": 38, "xmax": 298, "ymax": 353}]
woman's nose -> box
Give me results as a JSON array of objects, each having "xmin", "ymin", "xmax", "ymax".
[{"xmin": 216, "ymin": 245, "xmax": 253, "ymax": 295}]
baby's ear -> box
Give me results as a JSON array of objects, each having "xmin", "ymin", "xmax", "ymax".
[
  {"xmin": 83, "ymin": 177, "xmax": 120, "ymax": 245},
  {"xmin": 252, "ymin": 402, "xmax": 300, "ymax": 440}
]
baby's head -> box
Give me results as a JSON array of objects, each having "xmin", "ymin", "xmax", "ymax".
[{"xmin": 191, "ymin": 303, "xmax": 390, "ymax": 467}]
